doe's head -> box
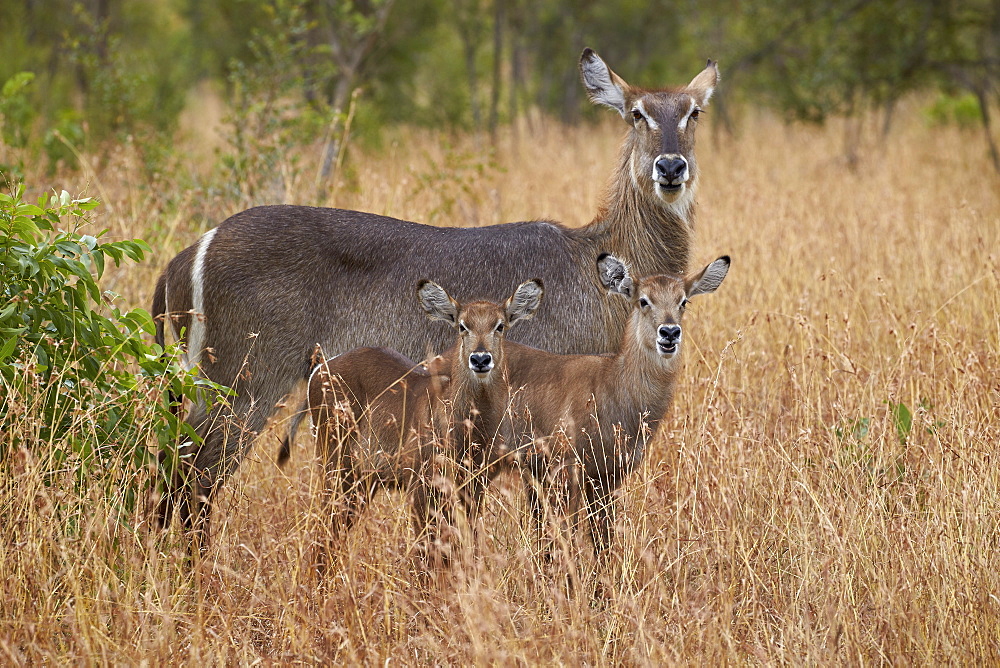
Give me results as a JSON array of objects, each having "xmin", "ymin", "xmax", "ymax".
[
  {"xmin": 580, "ymin": 48, "xmax": 719, "ymax": 211},
  {"xmin": 598, "ymin": 253, "xmax": 730, "ymax": 360},
  {"xmin": 417, "ymin": 278, "xmax": 544, "ymax": 381}
]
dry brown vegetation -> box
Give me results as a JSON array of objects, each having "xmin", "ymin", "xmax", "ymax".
[{"xmin": 2, "ymin": 100, "xmax": 999, "ymax": 664}]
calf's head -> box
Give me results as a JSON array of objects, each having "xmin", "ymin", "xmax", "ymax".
[
  {"xmin": 417, "ymin": 279, "xmax": 544, "ymax": 381},
  {"xmin": 598, "ymin": 253, "xmax": 730, "ymax": 361}
]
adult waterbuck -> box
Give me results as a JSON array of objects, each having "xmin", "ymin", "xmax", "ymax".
[
  {"xmin": 498, "ymin": 253, "xmax": 731, "ymax": 561},
  {"xmin": 306, "ymin": 279, "xmax": 543, "ymax": 566},
  {"xmin": 152, "ymin": 48, "xmax": 720, "ymax": 542}
]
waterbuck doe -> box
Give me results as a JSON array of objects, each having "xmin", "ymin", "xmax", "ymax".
[
  {"xmin": 306, "ymin": 279, "xmax": 543, "ymax": 565},
  {"xmin": 501, "ymin": 253, "xmax": 731, "ymax": 560},
  {"xmin": 153, "ymin": 48, "xmax": 720, "ymax": 542}
]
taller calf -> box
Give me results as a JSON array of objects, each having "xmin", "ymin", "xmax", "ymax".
[{"xmin": 503, "ymin": 254, "xmax": 731, "ymax": 558}]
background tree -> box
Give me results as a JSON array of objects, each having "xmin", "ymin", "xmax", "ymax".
[
  {"xmin": 0, "ymin": 0, "xmax": 997, "ymax": 172},
  {"xmin": 308, "ymin": 0, "xmax": 397, "ymax": 180}
]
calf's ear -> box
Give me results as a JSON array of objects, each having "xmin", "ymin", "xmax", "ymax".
[
  {"xmin": 687, "ymin": 255, "xmax": 730, "ymax": 297},
  {"xmin": 417, "ymin": 280, "xmax": 459, "ymax": 325},
  {"xmin": 506, "ymin": 279, "xmax": 544, "ymax": 326}
]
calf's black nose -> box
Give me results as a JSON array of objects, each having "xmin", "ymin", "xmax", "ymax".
[
  {"xmin": 658, "ymin": 324, "xmax": 681, "ymax": 341},
  {"xmin": 469, "ymin": 352, "xmax": 493, "ymax": 372}
]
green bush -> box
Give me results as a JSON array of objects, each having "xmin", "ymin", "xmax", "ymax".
[
  {"xmin": 41, "ymin": 109, "xmax": 85, "ymax": 175},
  {"xmin": 0, "ymin": 185, "xmax": 224, "ymax": 528},
  {"xmin": 924, "ymin": 93, "xmax": 983, "ymax": 128},
  {"xmin": 0, "ymin": 72, "xmax": 39, "ymax": 179},
  {"xmin": 0, "ymin": 72, "xmax": 36, "ymax": 148}
]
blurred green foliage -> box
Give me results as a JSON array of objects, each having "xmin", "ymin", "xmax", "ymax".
[
  {"xmin": 1, "ymin": 0, "xmax": 192, "ymax": 145},
  {"xmin": 0, "ymin": 0, "xmax": 996, "ymax": 172},
  {"xmin": 0, "ymin": 72, "xmax": 36, "ymax": 148},
  {"xmin": 924, "ymin": 92, "xmax": 984, "ymax": 127}
]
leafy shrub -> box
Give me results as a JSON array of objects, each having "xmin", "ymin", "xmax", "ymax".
[
  {"xmin": 0, "ymin": 185, "xmax": 224, "ymax": 528},
  {"xmin": 41, "ymin": 110, "xmax": 86, "ymax": 175},
  {"xmin": 0, "ymin": 72, "xmax": 36, "ymax": 148},
  {"xmin": 0, "ymin": 72, "xmax": 39, "ymax": 179},
  {"xmin": 923, "ymin": 93, "xmax": 983, "ymax": 128}
]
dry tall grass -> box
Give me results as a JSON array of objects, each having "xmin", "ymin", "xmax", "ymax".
[{"xmin": 2, "ymin": 100, "xmax": 998, "ymax": 664}]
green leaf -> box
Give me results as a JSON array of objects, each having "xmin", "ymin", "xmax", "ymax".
[
  {"xmin": 889, "ymin": 402, "xmax": 912, "ymax": 445},
  {"xmin": 0, "ymin": 336, "xmax": 18, "ymax": 361},
  {"xmin": 91, "ymin": 247, "xmax": 105, "ymax": 276},
  {"xmin": 17, "ymin": 254, "xmax": 39, "ymax": 276},
  {"xmin": 15, "ymin": 204, "xmax": 44, "ymax": 217},
  {"xmin": 34, "ymin": 344, "xmax": 49, "ymax": 373},
  {"xmin": 55, "ymin": 239, "xmax": 83, "ymax": 256},
  {"xmin": 119, "ymin": 240, "xmax": 148, "ymax": 262},
  {"xmin": 0, "ymin": 301, "xmax": 20, "ymax": 322}
]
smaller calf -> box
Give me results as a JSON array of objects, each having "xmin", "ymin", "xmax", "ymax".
[{"xmin": 307, "ymin": 278, "xmax": 543, "ymax": 565}]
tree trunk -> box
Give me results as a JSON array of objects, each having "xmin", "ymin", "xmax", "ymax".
[
  {"xmin": 972, "ymin": 84, "xmax": 1000, "ymax": 173},
  {"xmin": 465, "ymin": 38, "xmax": 481, "ymax": 130},
  {"xmin": 509, "ymin": 34, "xmax": 522, "ymax": 143},
  {"xmin": 316, "ymin": 0, "xmax": 396, "ymax": 185},
  {"xmin": 880, "ymin": 98, "xmax": 897, "ymax": 141},
  {"xmin": 319, "ymin": 74, "xmax": 356, "ymax": 184},
  {"xmin": 489, "ymin": 0, "xmax": 503, "ymax": 140}
]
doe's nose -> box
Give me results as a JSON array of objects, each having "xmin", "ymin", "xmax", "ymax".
[
  {"xmin": 469, "ymin": 352, "xmax": 493, "ymax": 372},
  {"xmin": 655, "ymin": 157, "xmax": 687, "ymax": 183},
  {"xmin": 658, "ymin": 324, "xmax": 681, "ymax": 341}
]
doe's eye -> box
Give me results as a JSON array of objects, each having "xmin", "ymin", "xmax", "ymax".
[
  {"xmin": 631, "ymin": 109, "xmax": 644, "ymax": 122},
  {"xmin": 690, "ymin": 108, "xmax": 702, "ymax": 121}
]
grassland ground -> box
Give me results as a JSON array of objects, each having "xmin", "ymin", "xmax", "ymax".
[{"xmin": 1, "ymin": 101, "xmax": 998, "ymax": 663}]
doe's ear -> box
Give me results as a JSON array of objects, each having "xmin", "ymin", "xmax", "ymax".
[
  {"xmin": 687, "ymin": 59, "xmax": 720, "ymax": 108},
  {"xmin": 580, "ymin": 48, "xmax": 630, "ymax": 117},
  {"xmin": 417, "ymin": 280, "xmax": 459, "ymax": 325},
  {"xmin": 686, "ymin": 255, "xmax": 730, "ymax": 298},
  {"xmin": 597, "ymin": 253, "xmax": 633, "ymax": 298},
  {"xmin": 506, "ymin": 279, "xmax": 544, "ymax": 326}
]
